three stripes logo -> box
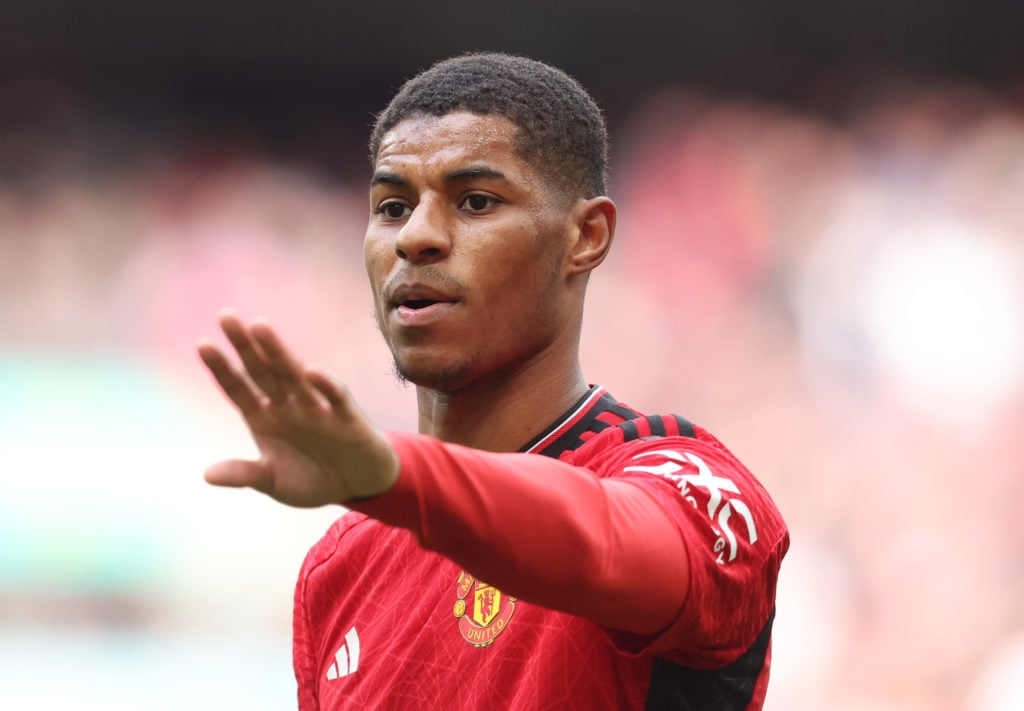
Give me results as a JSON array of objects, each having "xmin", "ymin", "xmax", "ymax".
[{"xmin": 326, "ymin": 627, "xmax": 360, "ymax": 680}]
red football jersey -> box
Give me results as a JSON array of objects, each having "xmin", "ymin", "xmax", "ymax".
[{"xmin": 293, "ymin": 387, "xmax": 789, "ymax": 709}]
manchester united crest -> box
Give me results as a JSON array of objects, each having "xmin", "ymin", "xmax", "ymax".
[{"xmin": 452, "ymin": 570, "xmax": 516, "ymax": 647}]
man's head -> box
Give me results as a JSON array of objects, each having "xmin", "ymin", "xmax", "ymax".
[
  {"xmin": 370, "ymin": 53, "xmax": 609, "ymax": 202},
  {"xmin": 364, "ymin": 55, "xmax": 616, "ymax": 395}
]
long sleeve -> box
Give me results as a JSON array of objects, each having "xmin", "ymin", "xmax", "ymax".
[{"xmin": 349, "ymin": 431, "xmax": 691, "ymax": 635}]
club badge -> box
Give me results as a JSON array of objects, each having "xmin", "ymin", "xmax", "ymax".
[{"xmin": 452, "ymin": 570, "xmax": 516, "ymax": 647}]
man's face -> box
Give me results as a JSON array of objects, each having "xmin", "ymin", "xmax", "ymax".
[{"xmin": 364, "ymin": 111, "xmax": 576, "ymax": 393}]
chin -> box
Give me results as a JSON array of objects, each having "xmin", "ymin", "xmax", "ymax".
[{"xmin": 393, "ymin": 356, "xmax": 478, "ymax": 394}]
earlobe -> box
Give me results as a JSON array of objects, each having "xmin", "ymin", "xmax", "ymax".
[{"xmin": 567, "ymin": 197, "xmax": 616, "ymax": 276}]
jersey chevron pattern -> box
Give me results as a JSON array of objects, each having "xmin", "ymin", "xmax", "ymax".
[{"xmin": 293, "ymin": 386, "xmax": 789, "ymax": 710}]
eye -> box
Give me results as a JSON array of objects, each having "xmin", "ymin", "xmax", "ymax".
[
  {"xmin": 460, "ymin": 194, "xmax": 499, "ymax": 213},
  {"xmin": 376, "ymin": 201, "xmax": 412, "ymax": 220}
]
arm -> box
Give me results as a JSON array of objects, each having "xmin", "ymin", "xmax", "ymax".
[
  {"xmin": 356, "ymin": 431, "xmax": 788, "ymax": 664},
  {"xmin": 198, "ymin": 311, "xmax": 688, "ymax": 634},
  {"xmin": 352, "ymin": 433, "xmax": 690, "ymax": 634}
]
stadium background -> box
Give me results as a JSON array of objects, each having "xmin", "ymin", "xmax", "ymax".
[{"xmin": 1, "ymin": 2, "xmax": 1022, "ymax": 708}]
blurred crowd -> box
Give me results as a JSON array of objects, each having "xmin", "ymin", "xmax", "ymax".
[{"xmin": 1, "ymin": 76, "xmax": 1022, "ymax": 710}]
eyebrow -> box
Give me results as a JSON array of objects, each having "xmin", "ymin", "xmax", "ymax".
[
  {"xmin": 445, "ymin": 167, "xmax": 507, "ymax": 183},
  {"xmin": 369, "ymin": 166, "xmax": 508, "ymax": 189},
  {"xmin": 370, "ymin": 172, "xmax": 408, "ymax": 188}
]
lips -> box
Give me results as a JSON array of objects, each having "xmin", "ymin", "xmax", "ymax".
[
  {"xmin": 389, "ymin": 283, "xmax": 458, "ymax": 310},
  {"xmin": 387, "ymin": 282, "xmax": 459, "ymax": 326}
]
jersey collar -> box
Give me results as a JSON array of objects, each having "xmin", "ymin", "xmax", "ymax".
[{"xmin": 518, "ymin": 385, "xmax": 641, "ymax": 458}]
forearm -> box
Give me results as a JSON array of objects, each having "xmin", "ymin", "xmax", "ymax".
[{"xmin": 349, "ymin": 432, "xmax": 689, "ymax": 634}]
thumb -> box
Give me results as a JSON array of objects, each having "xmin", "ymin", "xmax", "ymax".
[{"xmin": 204, "ymin": 458, "xmax": 273, "ymax": 493}]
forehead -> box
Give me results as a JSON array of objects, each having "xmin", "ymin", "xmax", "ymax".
[{"xmin": 373, "ymin": 112, "xmax": 528, "ymax": 176}]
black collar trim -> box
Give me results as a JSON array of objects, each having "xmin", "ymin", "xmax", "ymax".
[{"xmin": 520, "ymin": 385, "xmax": 639, "ymax": 458}]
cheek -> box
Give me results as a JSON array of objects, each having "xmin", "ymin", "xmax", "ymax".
[
  {"xmin": 490, "ymin": 240, "xmax": 566, "ymax": 320},
  {"xmin": 362, "ymin": 229, "xmax": 377, "ymax": 270},
  {"xmin": 363, "ymin": 232, "xmax": 390, "ymax": 281},
  {"xmin": 362, "ymin": 235, "xmax": 391, "ymax": 320}
]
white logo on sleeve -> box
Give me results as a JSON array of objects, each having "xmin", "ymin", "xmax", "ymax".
[
  {"xmin": 624, "ymin": 450, "xmax": 758, "ymax": 564},
  {"xmin": 326, "ymin": 627, "xmax": 360, "ymax": 680}
]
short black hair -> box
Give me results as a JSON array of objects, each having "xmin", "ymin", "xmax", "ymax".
[{"xmin": 369, "ymin": 53, "xmax": 608, "ymax": 199}]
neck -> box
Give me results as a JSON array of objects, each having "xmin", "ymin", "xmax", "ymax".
[{"xmin": 415, "ymin": 353, "xmax": 589, "ymax": 452}]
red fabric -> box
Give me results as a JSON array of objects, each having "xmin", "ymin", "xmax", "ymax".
[
  {"xmin": 353, "ymin": 433, "xmax": 690, "ymax": 634},
  {"xmin": 293, "ymin": 409, "xmax": 788, "ymax": 709}
]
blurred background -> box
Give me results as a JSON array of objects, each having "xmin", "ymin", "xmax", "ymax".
[{"xmin": 1, "ymin": 1, "xmax": 1022, "ymax": 708}]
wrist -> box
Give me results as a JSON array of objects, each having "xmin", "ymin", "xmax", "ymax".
[{"xmin": 344, "ymin": 433, "xmax": 401, "ymax": 502}]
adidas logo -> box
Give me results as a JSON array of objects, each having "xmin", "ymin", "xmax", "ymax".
[{"xmin": 326, "ymin": 627, "xmax": 360, "ymax": 680}]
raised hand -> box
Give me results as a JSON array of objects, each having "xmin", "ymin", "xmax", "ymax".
[{"xmin": 197, "ymin": 310, "xmax": 399, "ymax": 507}]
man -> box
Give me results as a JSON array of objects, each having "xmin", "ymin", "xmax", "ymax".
[{"xmin": 198, "ymin": 53, "xmax": 788, "ymax": 710}]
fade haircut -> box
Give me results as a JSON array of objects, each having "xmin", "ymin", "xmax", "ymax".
[{"xmin": 369, "ymin": 53, "xmax": 609, "ymax": 199}]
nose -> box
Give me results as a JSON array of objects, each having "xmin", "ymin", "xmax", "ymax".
[{"xmin": 394, "ymin": 198, "xmax": 451, "ymax": 264}]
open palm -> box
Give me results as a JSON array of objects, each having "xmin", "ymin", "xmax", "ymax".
[{"xmin": 197, "ymin": 310, "xmax": 399, "ymax": 507}]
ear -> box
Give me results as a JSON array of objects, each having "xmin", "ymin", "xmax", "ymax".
[{"xmin": 566, "ymin": 196, "xmax": 616, "ymax": 277}]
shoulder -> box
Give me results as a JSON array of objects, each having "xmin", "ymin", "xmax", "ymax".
[
  {"xmin": 297, "ymin": 510, "xmax": 378, "ymax": 587},
  {"xmin": 576, "ymin": 415, "xmax": 789, "ymax": 665},
  {"xmin": 570, "ymin": 416, "xmax": 788, "ymax": 566},
  {"xmin": 567, "ymin": 412, "xmax": 751, "ymax": 484}
]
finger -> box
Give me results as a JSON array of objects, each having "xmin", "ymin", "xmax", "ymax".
[
  {"xmin": 198, "ymin": 340, "xmax": 263, "ymax": 415},
  {"xmin": 219, "ymin": 310, "xmax": 287, "ymax": 403},
  {"xmin": 204, "ymin": 458, "xmax": 272, "ymax": 493},
  {"xmin": 249, "ymin": 319, "xmax": 321, "ymax": 407},
  {"xmin": 306, "ymin": 368, "xmax": 355, "ymax": 414}
]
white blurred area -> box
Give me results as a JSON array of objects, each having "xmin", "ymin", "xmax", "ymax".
[{"xmin": 2, "ymin": 79, "xmax": 1022, "ymax": 710}]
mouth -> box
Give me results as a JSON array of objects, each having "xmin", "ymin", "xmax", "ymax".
[
  {"xmin": 388, "ymin": 282, "xmax": 458, "ymax": 310},
  {"xmin": 401, "ymin": 298, "xmax": 442, "ymax": 310},
  {"xmin": 387, "ymin": 282, "xmax": 460, "ymax": 326}
]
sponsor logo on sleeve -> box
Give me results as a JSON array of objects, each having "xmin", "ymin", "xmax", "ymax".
[{"xmin": 624, "ymin": 450, "xmax": 758, "ymax": 564}]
